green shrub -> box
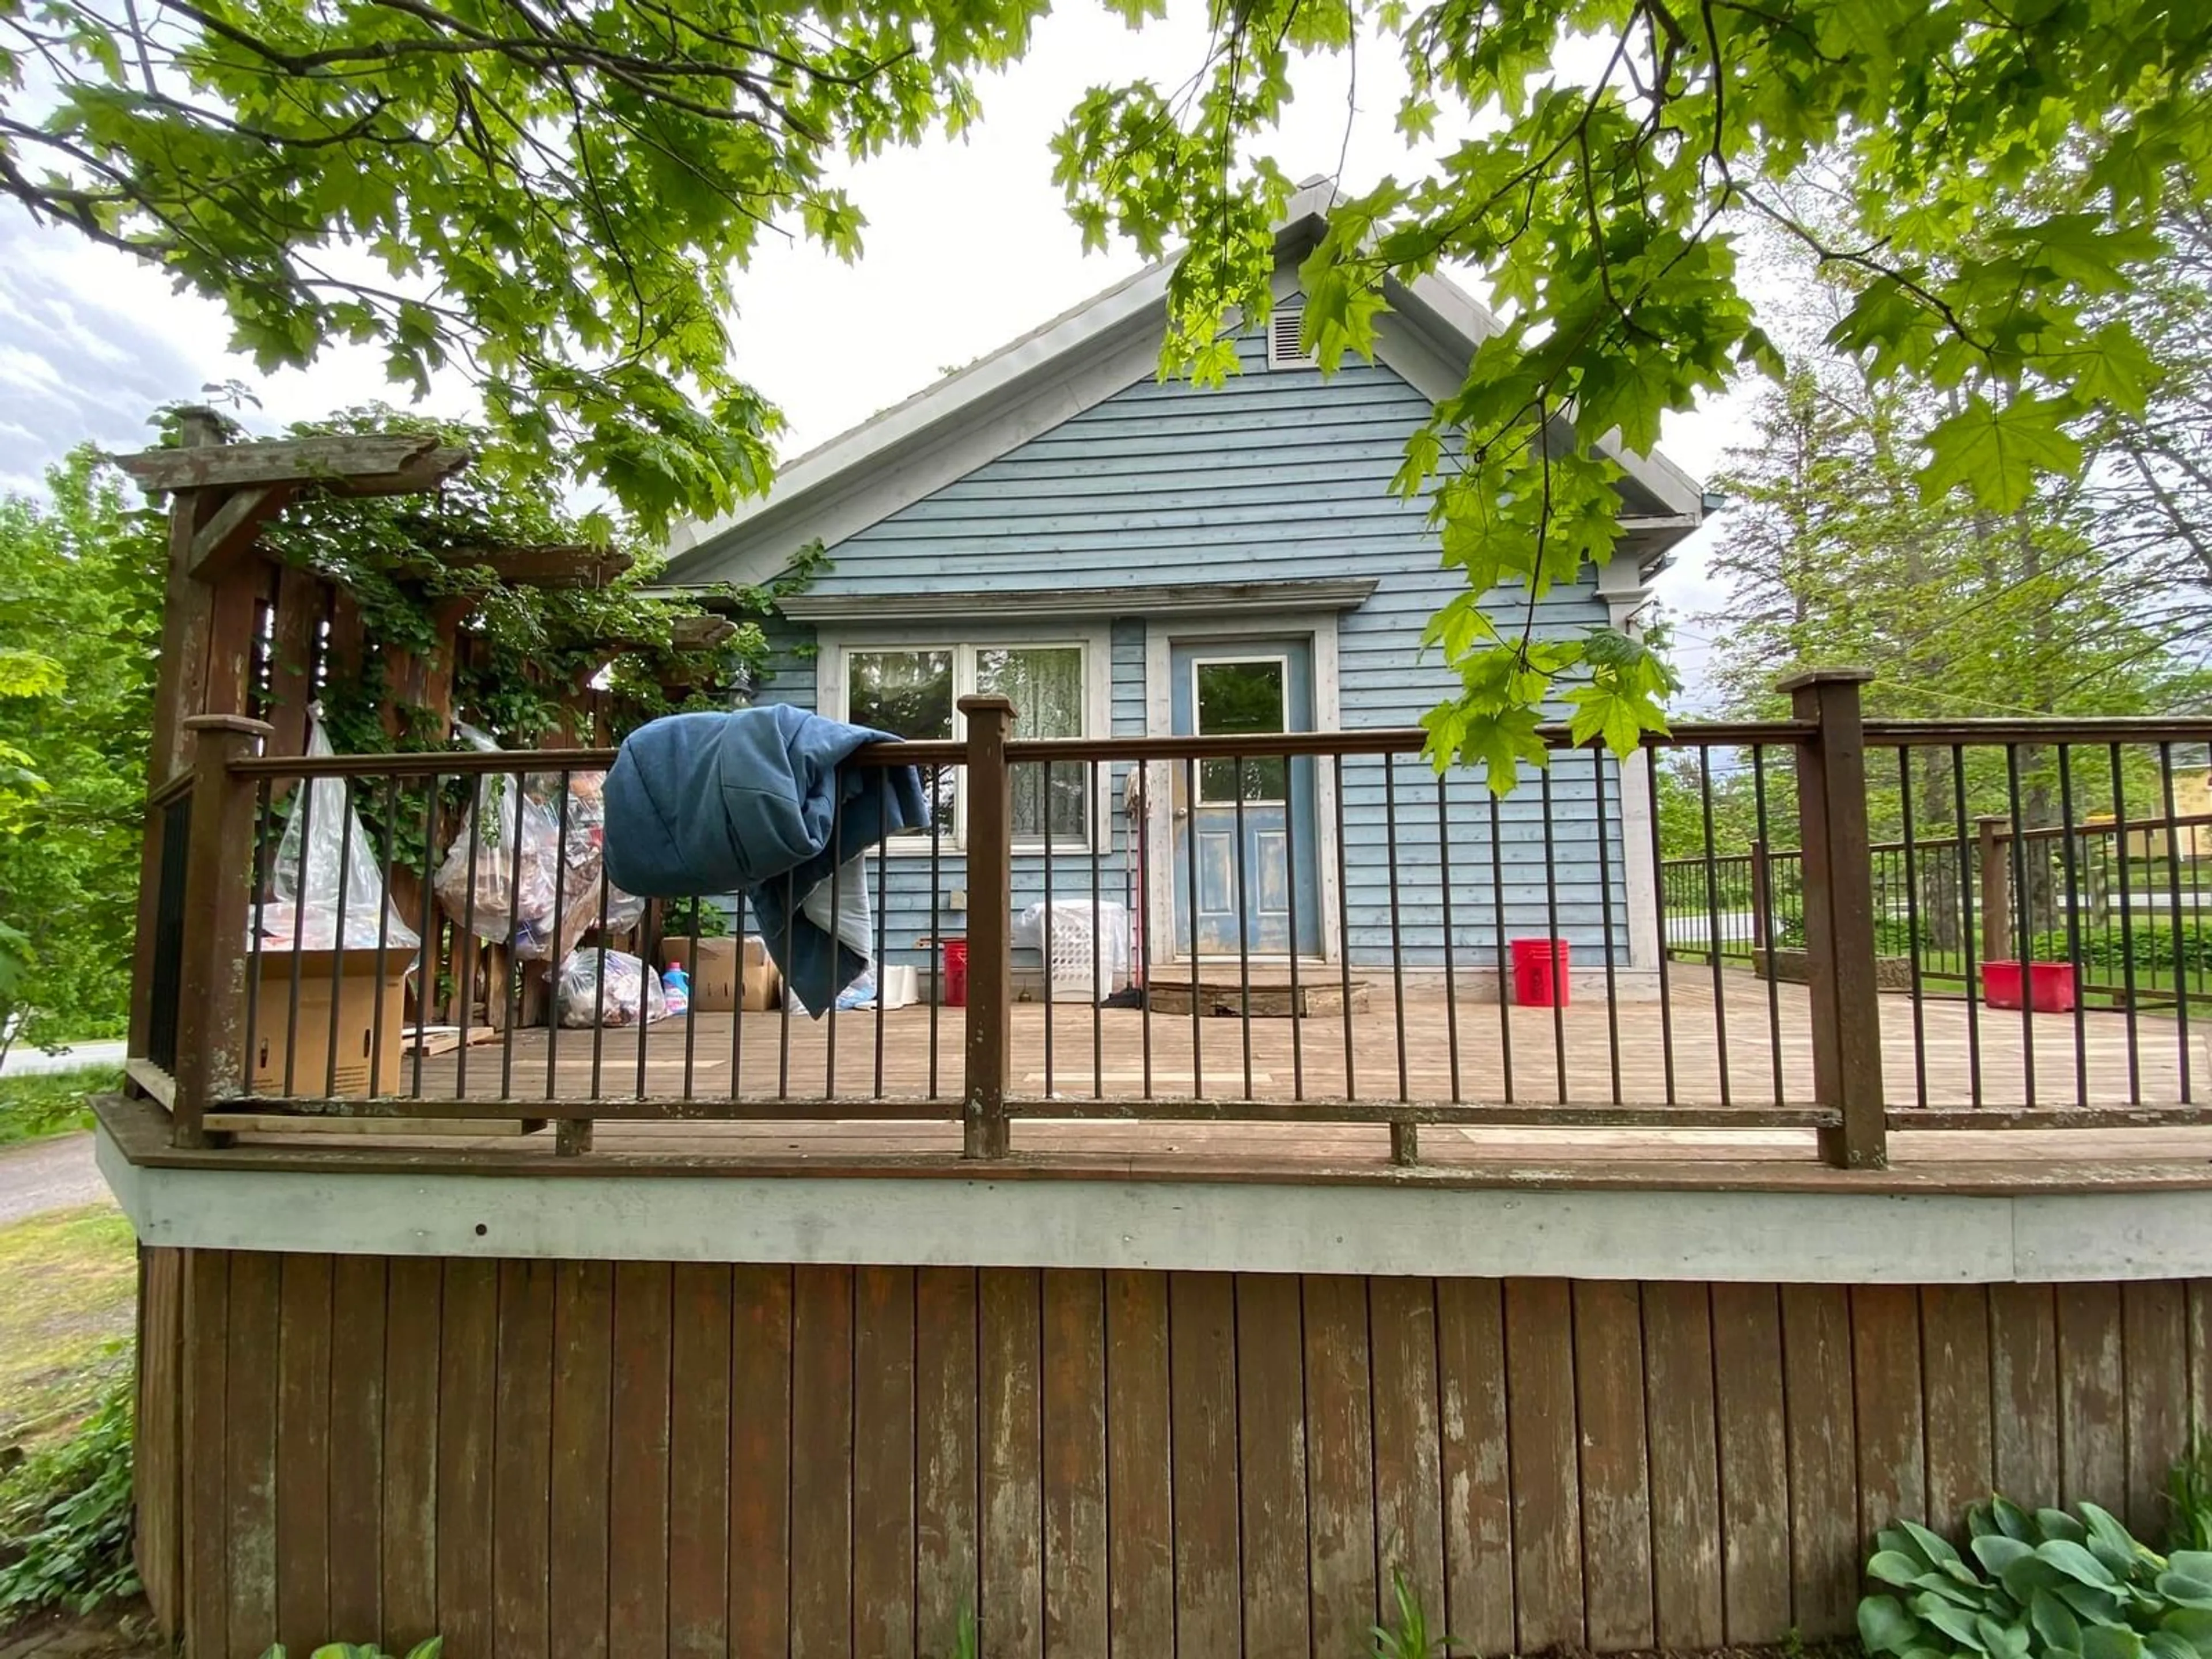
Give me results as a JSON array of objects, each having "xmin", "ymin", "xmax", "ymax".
[
  {"xmin": 2029, "ymin": 921, "xmax": 2212, "ymax": 978},
  {"xmin": 0, "ymin": 1374, "xmax": 137, "ymax": 1616},
  {"xmin": 1371, "ymin": 1568, "xmax": 1463, "ymax": 1658},
  {"xmin": 261, "ymin": 1642, "xmax": 442, "ymax": 1659},
  {"xmin": 0, "ymin": 1067, "xmax": 113, "ymax": 1148},
  {"xmin": 1859, "ymin": 1497, "xmax": 2212, "ymax": 1659},
  {"xmin": 2173, "ymin": 1437, "xmax": 2212, "ymax": 1554}
]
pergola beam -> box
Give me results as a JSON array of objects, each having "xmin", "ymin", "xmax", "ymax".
[{"xmin": 113, "ymin": 433, "xmax": 470, "ymax": 494}]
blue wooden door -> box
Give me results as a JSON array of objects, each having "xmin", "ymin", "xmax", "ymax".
[{"xmin": 1170, "ymin": 642, "xmax": 1323, "ymax": 957}]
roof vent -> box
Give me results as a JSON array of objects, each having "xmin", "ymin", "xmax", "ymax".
[{"xmin": 1268, "ymin": 307, "xmax": 1317, "ymax": 369}]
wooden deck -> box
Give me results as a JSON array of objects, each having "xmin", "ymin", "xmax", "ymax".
[{"xmin": 150, "ymin": 970, "xmax": 2212, "ymax": 1182}]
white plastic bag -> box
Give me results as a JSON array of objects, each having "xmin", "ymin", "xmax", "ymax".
[
  {"xmin": 798, "ymin": 858, "xmax": 873, "ymax": 960},
  {"xmin": 435, "ymin": 725, "xmax": 560, "ymax": 950},
  {"xmin": 267, "ymin": 718, "xmax": 421, "ymax": 953},
  {"xmin": 555, "ymin": 947, "xmax": 667, "ymax": 1028},
  {"xmin": 528, "ymin": 770, "xmax": 644, "ymax": 961}
]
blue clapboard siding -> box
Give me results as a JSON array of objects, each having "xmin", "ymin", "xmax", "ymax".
[{"xmin": 740, "ymin": 326, "xmax": 1631, "ymax": 974}]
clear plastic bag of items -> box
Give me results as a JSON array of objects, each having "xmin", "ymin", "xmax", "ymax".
[
  {"xmin": 528, "ymin": 770, "xmax": 645, "ymax": 963},
  {"xmin": 264, "ymin": 718, "xmax": 421, "ymax": 953},
  {"xmin": 555, "ymin": 947, "xmax": 667, "ymax": 1028},
  {"xmin": 433, "ymin": 726, "xmax": 560, "ymax": 952}
]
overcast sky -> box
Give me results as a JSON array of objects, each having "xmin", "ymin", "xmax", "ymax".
[{"xmin": 0, "ymin": 2, "xmax": 1748, "ymax": 701}]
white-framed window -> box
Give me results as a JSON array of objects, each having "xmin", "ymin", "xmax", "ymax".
[{"xmin": 822, "ymin": 628, "xmax": 1110, "ymax": 851}]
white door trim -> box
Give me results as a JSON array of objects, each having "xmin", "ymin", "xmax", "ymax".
[{"xmin": 1144, "ymin": 614, "xmax": 1343, "ymax": 968}]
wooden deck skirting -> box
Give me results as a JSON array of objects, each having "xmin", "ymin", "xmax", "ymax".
[{"xmin": 133, "ymin": 1247, "xmax": 2212, "ymax": 1659}]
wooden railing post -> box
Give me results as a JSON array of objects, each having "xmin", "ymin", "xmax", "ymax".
[
  {"xmin": 1978, "ymin": 815, "xmax": 2012, "ymax": 966},
  {"xmin": 1779, "ymin": 668, "xmax": 1886, "ymax": 1169},
  {"xmin": 171, "ymin": 714, "xmax": 272, "ymax": 1147},
  {"xmin": 960, "ymin": 695, "xmax": 1015, "ymax": 1160}
]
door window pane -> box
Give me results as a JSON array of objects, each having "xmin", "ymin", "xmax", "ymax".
[
  {"xmin": 1195, "ymin": 660, "xmax": 1289, "ymax": 803},
  {"xmin": 849, "ymin": 650, "xmax": 953, "ymax": 832},
  {"xmin": 980, "ymin": 646, "xmax": 1086, "ymax": 844}
]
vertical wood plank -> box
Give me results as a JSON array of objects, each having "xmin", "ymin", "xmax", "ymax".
[
  {"xmin": 1104, "ymin": 1271, "xmax": 1173, "ymax": 1659},
  {"xmin": 791, "ymin": 1266, "xmax": 855, "ymax": 1659},
  {"xmin": 2190, "ymin": 1282, "xmax": 2212, "ymax": 1442},
  {"xmin": 1169, "ymin": 1272, "xmax": 1240, "ymax": 1659},
  {"xmin": 1781, "ymin": 1285, "xmax": 1858, "ymax": 1639},
  {"xmin": 1642, "ymin": 1282, "xmax": 1724, "ymax": 1651},
  {"xmin": 2124, "ymin": 1281, "xmax": 2190, "ymax": 1541},
  {"xmin": 1711, "ymin": 1284, "xmax": 1791, "ymax": 1645},
  {"xmin": 1852, "ymin": 1285, "xmax": 1927, "ymax": 1538},
  {"xmin": 1305, "ymin": 1274, "xmax": 1378, "ymax": 1659},
  {"xmin": 730, "ymin": 1266, "xmax": 794, "ymax": 1659},
  {"xmin": 668, "ymin": 1265, "xmax": 732, "ymax": 1659},
  {"xmin": 982, "ymin": 1268, "xmax": 1044, "ymax": 1659},
  {"xmin": 135, "ymin": 1249, "xmax": 182, "ymax": 1637},
  {"xmin": 1043, "ymin": 1270, "xmax": 1109, "ymax": 1659},
  {"xmin": 1990, "ymin": 1283, "xmax": 2061, "ymax": 1505},
  {"xmin": 275, "ymin": 1255, "xmax": 332, "ymax": 1656},
  {"xmin": 551, "ymin": 1262, "xmax": 615, "ymax": 1659},
  {"xmin": 227, "ymin": 1253, "xmax": 281, "ymax": 1659},
  {"xmin": 495, "ymin": 1260, "xmax": 556, "ymax": 1659},
  {"xmin": 1234, "ymin": 1274, "xmax": 1309, "ymax": 1659},
  {"xmin": 2056, "ymin": 1283, "xmax": 2127, "ymax": 1514},
  {"xmin": 1574, "ymin": 1280, "xmax": 1654, "ymax": 1652},
  {"xmin": 1435, "ymin": 1279, "xmax": 1514, "ymax": 1659},
  {"xmin": 1505, "ymin": 1278, "xmax": 1582, "ymax": 1656},
  {"xmin": 327, "ymin": 1255, "xmax": 387, "ymax": 1642},
  {"xmin": 185, "ymin": 1251, "xmax": 230, "ymax": 1659},
  {"xmin": 854, "ymin": 1267, "xmax": 918, "ymax": 1659},
  {"xmin": 610, "ymin": 1262, "xmax": 672, "ymax": 1659},
  {"xmin": 438, "ymin": 1259, "xmax": 498, "ymax": 1659},
  {"xmin": 1370, "ymin": 1277, "xmax": 1445, "ymax": 1637},
  {"xmin": 382, "ymin": 1258, "xmax": 442, "ymax": 1650},
  {"xmin": 916, "ymin": 1268, "xmax": 979, "ymax": 1659},
  {"xmin": 1921, "ymin": 1286, "xmax": 1994, "ymax": 1535}
]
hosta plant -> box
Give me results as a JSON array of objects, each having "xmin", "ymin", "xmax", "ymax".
[{"xmin": 1859, "ymin": 1499, "xmax": 2212, "ymax": 1659}]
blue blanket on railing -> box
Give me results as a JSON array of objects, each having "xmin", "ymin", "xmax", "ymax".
[{"xmin": 601, "ymin": 706, "xmax": 930, "ymax": 1015}]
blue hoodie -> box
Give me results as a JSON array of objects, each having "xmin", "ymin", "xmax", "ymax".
[{"xmin": 601, "ymin": 707, "xmax": 930, "ymax": 1014}]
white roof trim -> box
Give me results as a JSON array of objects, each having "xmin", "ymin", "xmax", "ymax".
[{"xmin": 666, "ymin": 178, "xmax": 1704, "ymax": 582}]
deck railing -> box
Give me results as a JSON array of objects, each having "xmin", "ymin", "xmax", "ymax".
[{"xmin": 124, "ymin": 671, "xmax": 2212, "ymax": 1169}]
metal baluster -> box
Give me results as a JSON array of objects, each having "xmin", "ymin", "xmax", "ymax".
[
  {"xmin": 683, "ymin": 896, "xmax": 703, "ymax": 1104},
  {"xmin": 546, "ymin": 776, "xmax": 570, "ymax": 1104},
  {"xmin": 1283, "ymin": 751, "xmax": 1305, "ymax": 1103},
  {"xmin": 1384, "ymin": 752, "xmax": 1410, "ymax": 1105},
  {"xmin": 778, "ymin": 870, "xmax": 793, "ymax": 1100},
  {"xmin": 245, "ymin": 779, "xmax": 272, "ymax": 1097},
  {"xmin": 1435, "ymin": 770, "xmax": 1461, "ymax": 1105},
  {"xmin": 826, "ymin": 784, "xmax": 843, "ymax": 1101},
  {"xmin": 634, "ymin": 896, "xmax": 655, "ymax": 1106},
  {"xmin": 2056, "ymin": 747, "xmax": 2088, "ymax": 1109},
  {"xmin": 1335, "ymin": 754, "xmax": 1355, "ymax": 1101},
  {"xmin": 284, "ymin": 774, "xmax": 315, "ymax": 1098},
  {"xmin": 1090, "ymin": 760, "xmax": 1104, "ymax": 1103},
  {"xmin": 411, "ymin": 774, "xmax": 440, "ymax": 1100},
  {"xmin": 1594, "ymin": 748, "xmax": 1622, "ymax": 1106},
  {"xmin": 2160, "ymin": 743, "xmax": 2194, "ymax": 1103},
  {"xmin": 1488, "ymin": 786, "xmax": 1514, "ymax": 1104},
  {"xmin": 1952, "ymin": 746, "xmax": 1983, "ymax": 1108},
  {"xmin": 587, "ymin": 817, "xmax": 612, "ymax": 1101},
  {"xmin": 729, "ymin": 892, "xmax": 748, "ymax": 1105},
  {"xmin": 1696, "ymin": 748, "xmax": 1731, "ymax": 1107},
  {"xmin": 876, "ymin": 771, "xmax": 891, "ymax": 1103},
  {"xmin": 1137, "ymin": 763, "xmax": 1154, "ymax": 1100},
  {"xmin": 324, "ymin": 776, "xmax": 357, "ymax": 1100},
  {"xmin": 1645, "ymin": 748, "xmax": 1677, "ymax": 1107},
  {"xmin": 928, "ymin": 763, "xmax": 942, "ymax": 1100},
  {"xmin": 1043, "ymin": 760, "xmax": 1056, "ymax": 1099},
  {"xmin": 2111, "ymin": 746, "xmax": 2142, "ymax": 1104},
  {"xmin": 1539, "ymin": 763, "xmax": 1567, "ymax": 1103},
  {"xmin": 1234, "ymin": 753, "xmax": 1255, "ymax": 1101},
  {"xmin": 500, "ymin": 770, "xmax": 527, "ymax": 1101},
  {"xmin": 1895, "ymin": 751, "xmax": 1929, "ymax": 1110},
  {"xmin": 453, "ymin": 772, "xmax": 479, "ymax": 1103},
  {"xmin": 1187, "ymin": 757, "xmax": 1204, "ymax": 1101},
  {"xmin": 2006, "ymin": 745, "xmax": 2036, "ymax": 1107}
]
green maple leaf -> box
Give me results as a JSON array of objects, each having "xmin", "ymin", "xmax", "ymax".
[{"xmin": 1918, "ymin": 393, "xmax": 2082, "ymax": 513}]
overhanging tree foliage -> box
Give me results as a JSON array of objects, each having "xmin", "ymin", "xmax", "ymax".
[{"xmin": 4, "ymin": 0, "xmax": 2207, "ymax": 772}]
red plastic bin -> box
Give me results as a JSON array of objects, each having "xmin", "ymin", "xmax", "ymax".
[
  {"xmin": 1511, "ymin": 938, "xmax": 1571, "ymax": 1007},
  {"xmin": 942, "ymin": 938, "xmax": 969, "ymax": 1007},
  {"xmin": 1982, "ymin": 960, "xmax": 2076, "ymax": 1013}
]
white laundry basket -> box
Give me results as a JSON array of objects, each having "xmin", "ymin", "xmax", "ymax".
[{"xmin": 1013, "ymin": 900, "xmax": 1130, "ymax": 1002}]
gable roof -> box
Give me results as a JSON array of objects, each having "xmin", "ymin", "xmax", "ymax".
[{"xmin": 664, "ymin": 178, "xmax": 1707, "ymax": 588}]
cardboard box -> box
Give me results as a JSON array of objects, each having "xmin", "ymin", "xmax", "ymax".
[
  {"xmin": 251, "ymin": 948, "xmax": 412, "ymax": 1097},
  {"xmin": 661, "ymin": 935, "xmax": 780, "ymax": 1013}
]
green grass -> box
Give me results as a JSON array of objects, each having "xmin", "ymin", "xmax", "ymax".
[
  {"xmin": 0, "ymin": 1069, "xmax": 115, "ymax": 1149},
  {"xmin": 0, "ymin": 1205, "xmax": 136, "ymax": 1452}
]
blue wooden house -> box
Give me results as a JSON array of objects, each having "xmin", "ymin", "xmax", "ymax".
[{"xmin": 661, "ymin": 180, "xmax": 1706, "ymax": 997}]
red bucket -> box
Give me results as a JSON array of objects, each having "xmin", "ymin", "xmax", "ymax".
[
  {"xmin": 942, "ymin": 938, "xmax": 969, "ymax": 1007},
  {"xmin": 1512, "ymin": 938, "xmax": 1571, "ymax": 1007},
  {"xmin": 1983, "ymin": 960, "xmax": 2076, "ymax": 1013}
]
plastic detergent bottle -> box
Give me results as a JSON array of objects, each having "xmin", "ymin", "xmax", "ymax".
[{"xmin": 662, "ymin": 961, "xmax": 691, "ymax": 1017}]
